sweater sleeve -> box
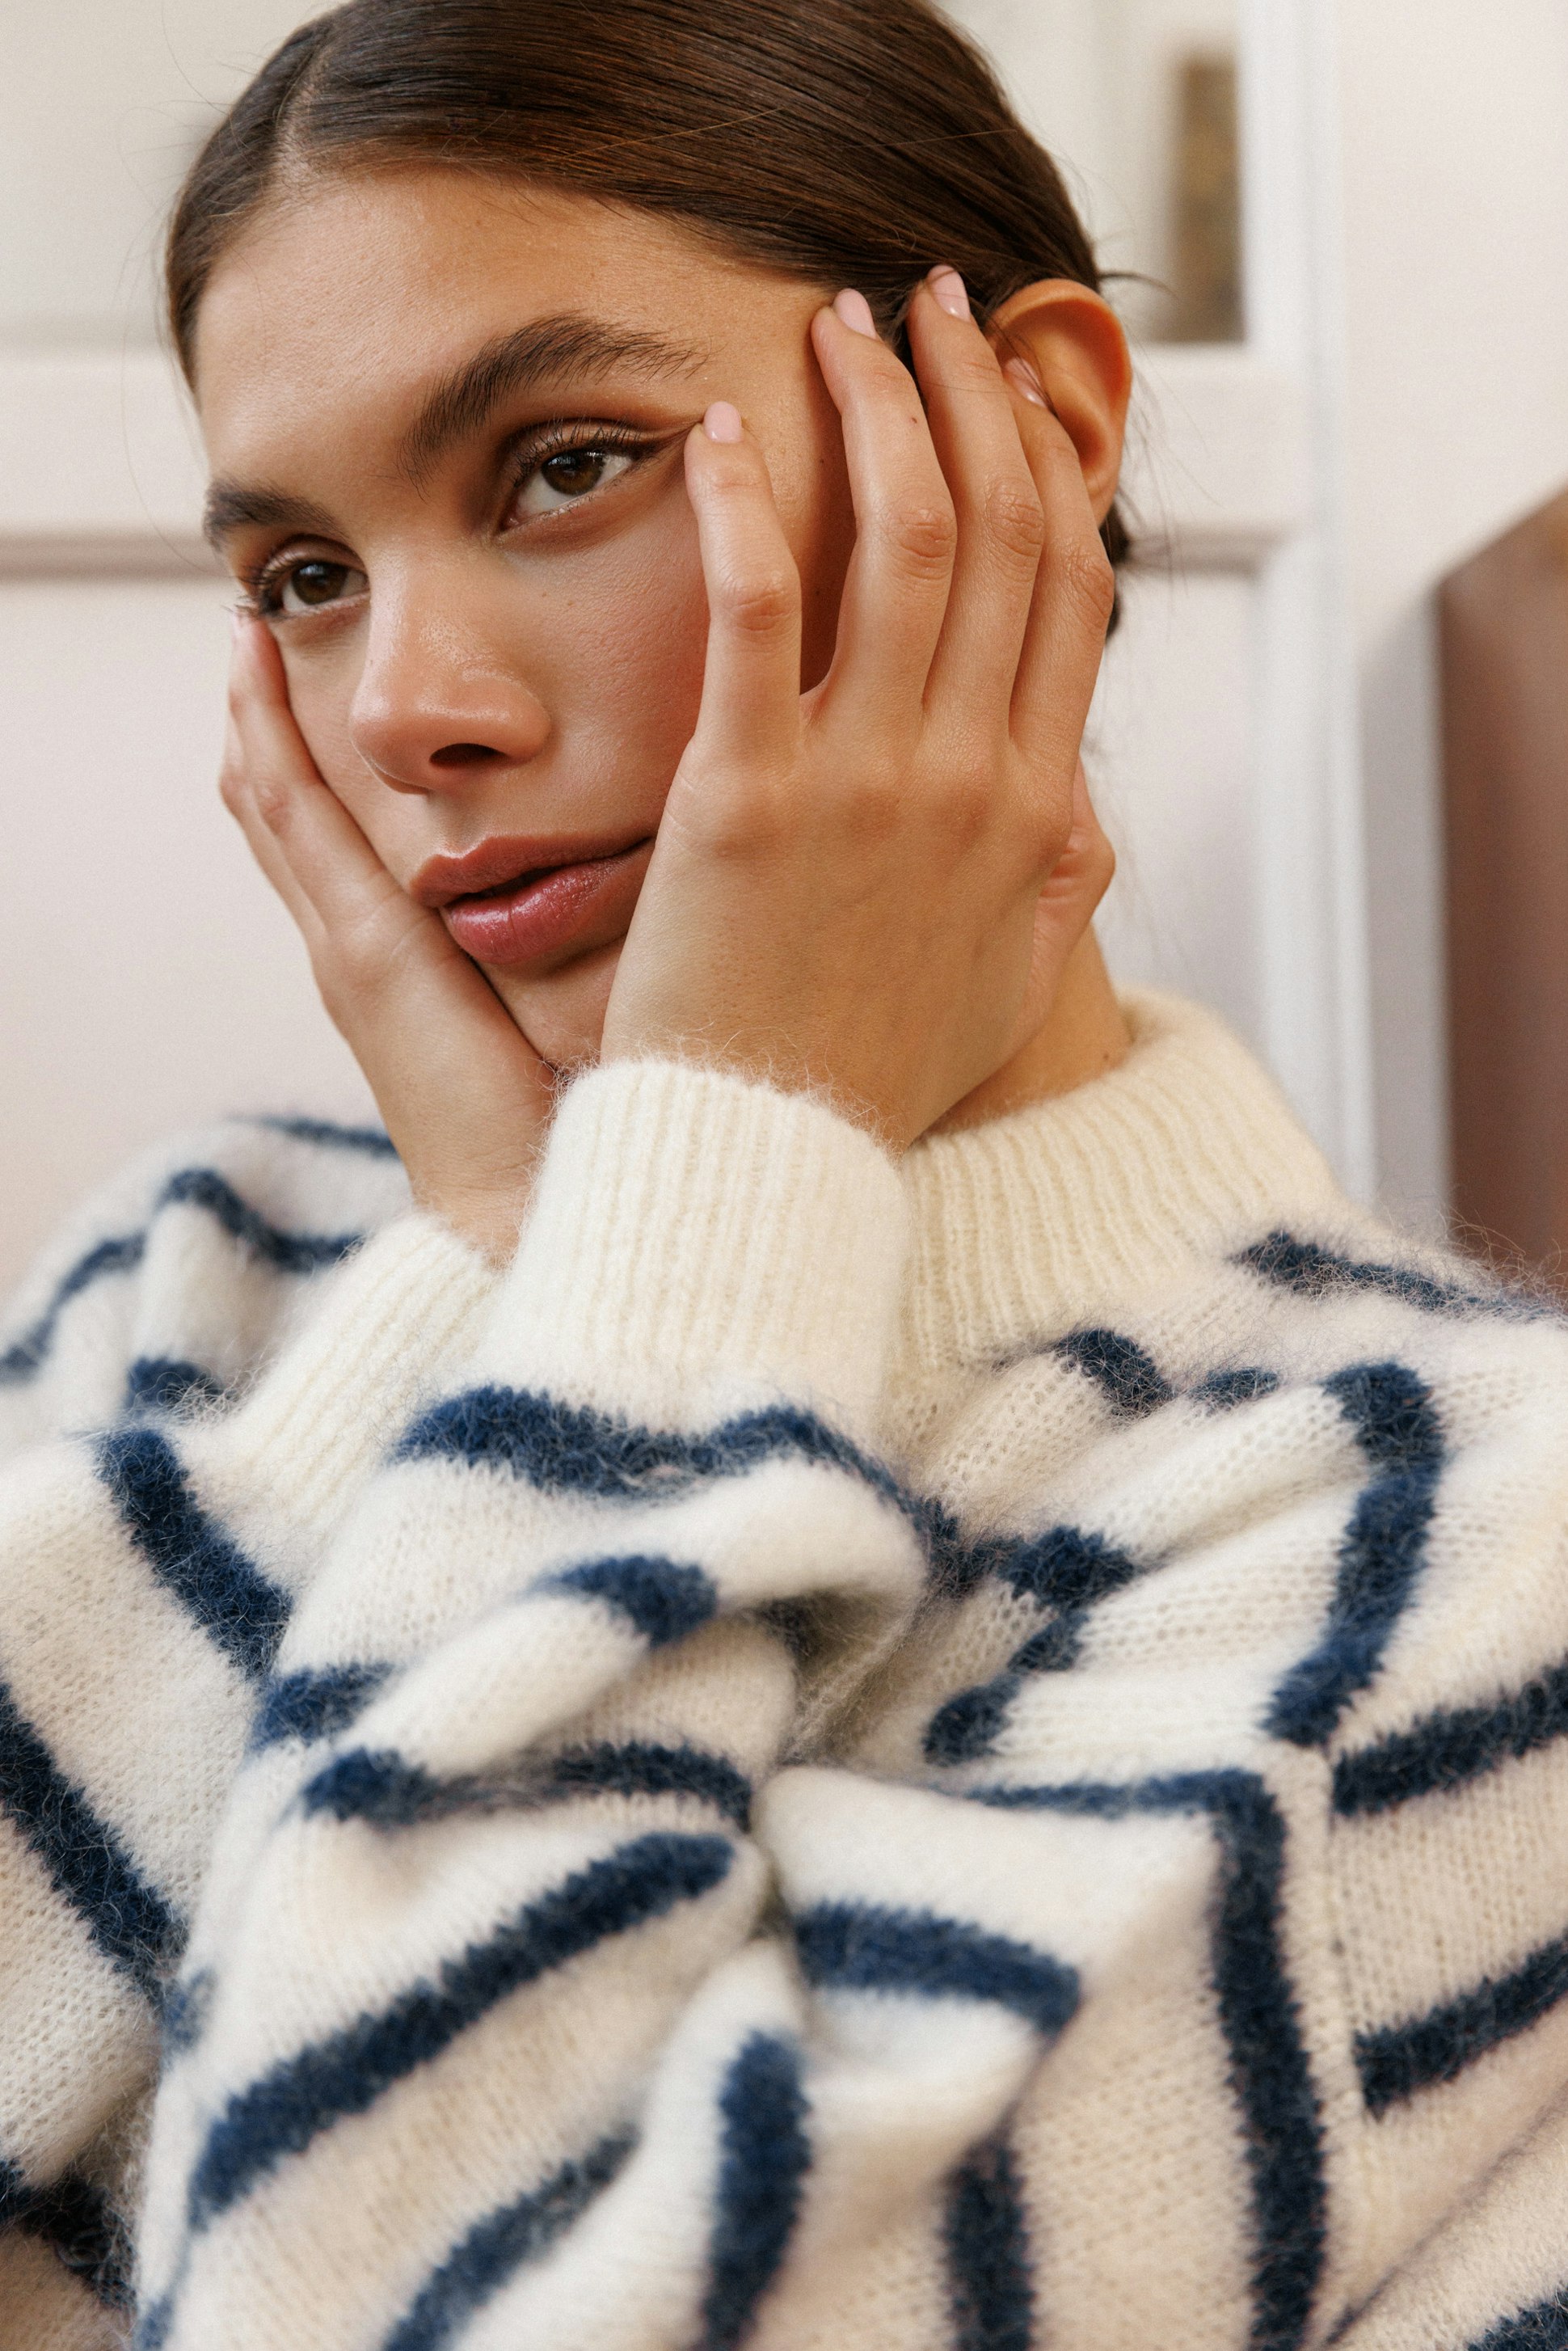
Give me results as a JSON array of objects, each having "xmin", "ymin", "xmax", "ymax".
[
  {"xmin": 133, "ymin": 1062, "xmax": 936, "ymax": 2350},
  {"xmin": 0, "ymin": 1213, "xmax": 496, "ymax": 2345}
]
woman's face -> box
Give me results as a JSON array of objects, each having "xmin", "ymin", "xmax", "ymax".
[{"xmin": 196, "ymin": 171, "xmax": 857, "ymax": 1067}]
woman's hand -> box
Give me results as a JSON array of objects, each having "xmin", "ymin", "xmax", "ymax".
[
  {"xmin": 601, "ymin": 269, "xmax": 1118, "ymax": 1151},
  {"xmin": 221, "ymin": 618, "xmax": 554, "ymax": 1260}
]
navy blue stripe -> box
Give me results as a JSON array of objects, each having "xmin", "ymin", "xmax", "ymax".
[
  {"xmin": 997, "ymin": 1522, "xmax": 1144, "ymax": 1613},
  {"xmin": 2, "ymin": 1162, "xmax": 364, "ymax": 1390},
  {"xmin": 393, "ymin": 1385, "xmax": 1010, "ymax": 1615},
  {"xmin": 188, "ymin": 1831, "xmax": 733, "ymax": 2227},
  {"xmin": 1195, "ymin": 1367, "xmax": 1282, "ymax": 1412},
  {"xmin": 546, "ymin": 1741, "xmax": 753, "ymax": 1830},
  {"xmin": 1054, "ymin": 1327, "xmax": 1174, "ymax": 1417},
  {"xmin": 133, "ymin": 2293, "xmax": 174, "ymax": 2350},
  {"xmin": 0, "ymin": 1232, "xmax": 145, "ymax": 1385},
  {"xmin": 96, "ymin": 1427, "xmax": 289, "ymax": 1682},
  {"xmin": 795, "ymin": 1902, "xmax": 1078, "ymax": 2039},
  {"xmin": 1334, "ymin": 1657, "xmax": 1568, "ymax": 1817},
  {"xmin": 0, "ymin": 1679, "xmax": 179, "ymax": 2001},
  {"xmin": 0, "ymin": 2156, "xmax": 130, "ymax": 2307},
  {"xmin": 1267, "ymin": 1363, "xmax": 1444, "ymax": 1748},
  {"xmin": 381, "ymin": 2129, "xmax": 634, "ymax": 2351},
  {"xmin": 923, "ymin": 1525, "xmax": 1142, "ymax": 1765},
  {"xmin": 700, "ymin": 2033, "xmax": 811, "ymax": 2351},
  {"xmin": 545, "ymin": 1555, "xmax": 717, "ymax": 1647},
  {"xmin": 394, "ymin": 1387, "xmax": 910, "ymax": 1516},
  {"xmin": 924, "ymin": 1501, "xmax": 1010, "ymax": 1604},
  {"xmin": 1356, "ymin": 1928, "xmax": 1568, "ymax": 2114},
  {"xmin": 301, "ymin": 1749, "xmax": 442, "ymax": 1825},
  {"xmin": 1237, "ymin": 1230, "xmax": 1517, "ymax": 1319},
  {"xmin": 1465, "ymin": 2294, "xmax": 1568, "ymax": 2349},
  {"xmin": 124, "ymin": 1357, "xmax": 225, "ymax": 1416},
  {"xmin": 944, "ymin": 2136, "xmax": 1034, "ymax": 2351},
  {"xmin": 254, "ymin": 1114, "xmax": 398, "ymax": 1158},
  {"xmin": 158, "ymin": 1166, "xmax": 361, "ymax": 1272},
  {"xmin": 925, "ymin": 1672, "xmax": 1024, "ymax": 1766},
  {"xmin": 251, "ymin": 1662, "xmax": 391, "ymax": 1751},
  {"xmin": 302, "ymin": 1739, "xmax": 755, "ymax": 1833},
  {"xmin": 972, "ymin": 1772, "xmax": 1325, "ymax": 2351},
  {"xmin": 161, "ymin": 1967, "xmax": 215, "ymax": 2058}
]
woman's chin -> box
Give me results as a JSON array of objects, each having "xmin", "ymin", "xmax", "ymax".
[{"xmin": 484, "ymin": 942, "xmax": 621, "ymax": 1076}]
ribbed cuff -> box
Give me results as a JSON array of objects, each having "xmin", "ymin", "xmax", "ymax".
[
  {"xmin": 487, "ymin": 1062, "xmax": 911, "ymax": 1427},
  {"xmin": 213, "ymin": 1216, "xmax": 497, "ymax": 1532}
]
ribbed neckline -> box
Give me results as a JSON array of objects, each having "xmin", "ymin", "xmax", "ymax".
[{"xmin": 894, "ymin": 991, "xmax": 1347, "ymax": 1391}]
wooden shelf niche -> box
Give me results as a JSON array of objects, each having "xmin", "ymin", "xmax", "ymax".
[{"xmin": 1442, "ymin": 486, "xmax": 1568, "ymax": 1294}]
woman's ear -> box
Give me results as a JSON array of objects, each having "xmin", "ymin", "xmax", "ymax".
[{"xmin": 987, "ymin": 282, "xmax": 1132, "ymax": 524}]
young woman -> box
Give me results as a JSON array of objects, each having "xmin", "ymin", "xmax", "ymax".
[{"xmin": 5, "ymin": 4, "xmax": 1568, "ymax": 2348}]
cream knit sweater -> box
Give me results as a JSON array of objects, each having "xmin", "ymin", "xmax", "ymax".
[{"xmin": 3, "ymin": 993, "xmax": 1568, "ymax": 2351}]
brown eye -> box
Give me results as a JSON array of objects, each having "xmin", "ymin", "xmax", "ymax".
[
  {"xmin": 274, "ymin": 559, "xmax": 366, "ymax": 617},
  {"xmin": 543, "ymin": 450, "xmax": 612, "ymax": 496},
  {"xmin": 516, "ymin": 445, "xmax": 634, "ymax": 517}
]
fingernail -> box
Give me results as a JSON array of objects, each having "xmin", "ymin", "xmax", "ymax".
[
  {"xmin": 929, "ymin": 265, "xmax": 971, "ymax": 320},
  {"xmin": 832, "ymin": 289, "xmax": 878, "ymax": 339},
  {"xmin": 704, "ymin": 400, "xmax": 744, "ymax": 444},
  {"xmin": 1005, "ymin": 357, "xmax": 1051, "ymax": 410}
]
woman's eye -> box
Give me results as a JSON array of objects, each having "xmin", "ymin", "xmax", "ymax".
[
  {"xmin": 269, "ymin": 559, "xmax": 368, "ymax": 617},
  {"xmin": 516, "ymin": 445, "xmax": 635, "ymax": 517}
]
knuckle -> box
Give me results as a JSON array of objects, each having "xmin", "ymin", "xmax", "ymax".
[
  {"xmin": 1051, "ymin": 538, "xmax": 1117, "ymax": 632},
  {"xmin": 718, "ymin": 565, "xmax": 797, "ymax": 638},
  {"xmin": 982, "ymin": 477, "xmax": 1047, "ymax": 569},
  {"xmin": 882, "ymin": 497, "xmax": 958, "ymax": 580},
  {"xmin": 250, "ymin": 770, "xmax": 290, "ymax": 831}
]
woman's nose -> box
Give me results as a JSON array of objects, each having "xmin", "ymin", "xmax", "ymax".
[{"xmin": 347, "ymin": 594, "xmax": 551, "ymax": 794}]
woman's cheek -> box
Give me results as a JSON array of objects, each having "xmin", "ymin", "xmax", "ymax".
[{"xmin": 562, "ymin": 511, "xmax": 712, "ymax": 775}]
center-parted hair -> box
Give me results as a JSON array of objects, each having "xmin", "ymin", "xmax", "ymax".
[{"xmin": 165, "ymin": 0, "xmax": 1130, "ymax": 578}]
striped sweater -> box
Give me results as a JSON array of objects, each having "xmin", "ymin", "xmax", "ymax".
[{"xmin": 4, "ymin": 991, "xmax": 1568, "ymax": 2351}]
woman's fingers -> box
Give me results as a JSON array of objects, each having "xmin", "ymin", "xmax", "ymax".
[
  {"xmin": 681, "ymin": 406, "xmax": 803, "ymax": 773},
  {"xmin": 1005, "ymin": 397, "xmax": 1118, "ymax": 791},
  {"xmin": 908, "ymin": 272, "xmax": 1048, "ymax": 715},
  {"xmin": 219, "ymin": 710, "xmax": 326, "ymax": 952},
  {"xmin": 227, "ymin": 614, "xmax": 409, "ymax": 937},
  {"xmin": 808, "ymin": 296, "xmax": 957, "ymax": 730}
]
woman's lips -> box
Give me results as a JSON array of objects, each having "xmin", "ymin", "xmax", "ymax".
[{"xmin": 440, "ymin": 838, "xmax": 653, "ymax": 967}]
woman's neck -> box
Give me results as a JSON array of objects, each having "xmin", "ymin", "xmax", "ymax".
[{"xmin": 932, "ymin": 931, "xmax": 1131, "ymax": 1138}]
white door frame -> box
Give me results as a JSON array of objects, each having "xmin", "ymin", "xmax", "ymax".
[{"xmin": 1239, "ymin": 0, "xmax": 1374, "ymax": 1195}]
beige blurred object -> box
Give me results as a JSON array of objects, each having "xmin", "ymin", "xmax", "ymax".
[
  {"xmin": 1166, "ymin": 55, "xmax": 1243, "ymax": 344},
  {"xmin": 1441, "ymin": 488, "xmax": 1568, "ymax": 1294}
]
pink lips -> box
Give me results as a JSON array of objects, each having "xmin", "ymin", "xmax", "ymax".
[{"xmin": 413, "ymin": 834, "xmax": 654, "ymax": 968}]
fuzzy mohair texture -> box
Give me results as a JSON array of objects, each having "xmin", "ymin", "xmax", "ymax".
[{"xmin": 3, "ymin": 994, "xmax": 1568, "ymax": 2351}]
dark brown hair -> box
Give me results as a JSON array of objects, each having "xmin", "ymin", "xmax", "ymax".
[{"xmin": 166, "ymin": 0, "xmax": 1129, "ymax": 574}]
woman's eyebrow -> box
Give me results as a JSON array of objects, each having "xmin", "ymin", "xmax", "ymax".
[
  {"xmin": 399, "ymin": 314, "xmax": 705, "ymax": 487},
  {"xmin": 203, "ymin": 484, "xmax": 340, "ymax": 551}
]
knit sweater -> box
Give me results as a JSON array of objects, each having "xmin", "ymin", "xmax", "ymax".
[{"xmin": 4, "ymin": 990, "xmax": 1568, "ymax": 2351}]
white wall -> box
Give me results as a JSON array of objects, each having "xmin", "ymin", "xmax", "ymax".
[
  {"xmin": 2, "ymin": 1, "xmax": 318, "ymax": 346},
  {"xmin": 1333, "ymin": 0, "xmax": 1568, "ymax": 1228}
]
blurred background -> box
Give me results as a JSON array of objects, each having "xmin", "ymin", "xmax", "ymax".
[{"xmin": 3, "ymin": 1, "xmax": 1567, "ymax": 1291}]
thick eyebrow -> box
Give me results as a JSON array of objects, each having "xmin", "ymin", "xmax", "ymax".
[
  {"xmin": 202, "ymin": 314, "xmax": 702, "ymax": 550},
  {"xmin": 398, "ymin": 314, "xmax": 704, "ymax": 487},
  {"xmin": 203, "ymin": 483, "xmax": 341, "ymax": 553}
]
